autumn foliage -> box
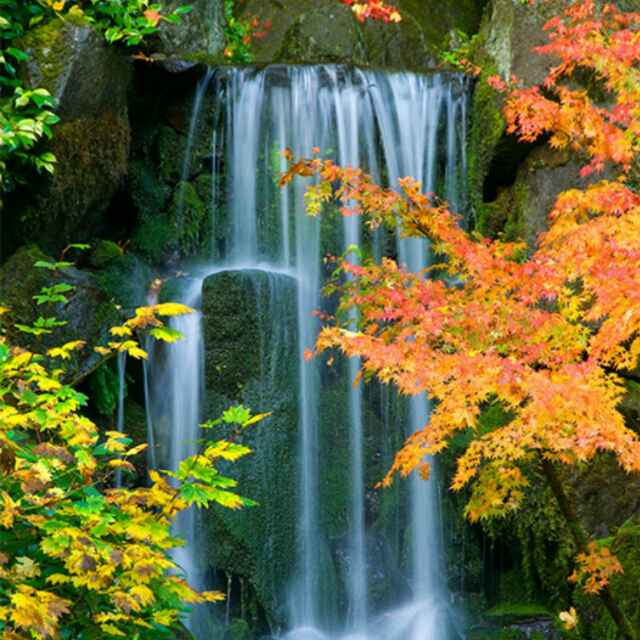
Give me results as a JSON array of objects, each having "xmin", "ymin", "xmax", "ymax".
[
  {"xmin": 0, "ymin": 287, "xmax": 261, "ymax": 638},
  {"xmin": 283, "ymin": 0, "xmax": 640, "ymax": 636}
]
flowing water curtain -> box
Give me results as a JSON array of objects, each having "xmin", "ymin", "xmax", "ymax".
[{"xmin": 151, "ymin": 65, "xmax": 468, "ymax": 639}]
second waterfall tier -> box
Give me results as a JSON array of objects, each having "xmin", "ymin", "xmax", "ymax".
[{"xmin": 148, "ymin": 65, "xmax": 469, "ymax": 639}]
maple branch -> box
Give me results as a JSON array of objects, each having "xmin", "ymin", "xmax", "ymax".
[{"xmin": 540, "ymin": 457, "xmax": 637, "ymax": 640}]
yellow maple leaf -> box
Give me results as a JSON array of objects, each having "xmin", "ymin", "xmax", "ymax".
[{"xmin": 0, "ymin": 492, "xmax": 18, "ymax": 529}]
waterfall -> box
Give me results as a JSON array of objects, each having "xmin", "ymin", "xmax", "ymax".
[
  {"xmin": 370, "ymin": 74, "xmax": 468, "ymax": 636},
  {"xmin": 149, "ymin": 65, "xmax": 468, "ymax": 639},
  {"xmin": 148, "ymin": 277, "xmax": 209, "ymax": 635}
]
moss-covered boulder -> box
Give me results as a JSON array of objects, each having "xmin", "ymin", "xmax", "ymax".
[
  {"xmin": 476, "ymin": 147, "xmax": 592, "ymax": 246},
  {"xmin": 18, "ymin": 18, "xmax": 130, "ymax": 120},
  {"xmin": 236, "ymin": 0, "xmax": 483, "ymax": 70},
  {"xmin": 7, "ymin": 19, "xmax": 131, "ymax": 254},
  {"xmin": 158, "ymin": 0, "xmax": 224, "ymax": 66},
  {"xmin": 96, "ymin": 253, "xmax": 154, "ymax": 310},
  {"xmin": 201, "ymin": 269, "xmax": 300, "ymax": 627},
  {"xmin": 478, "ymin": 0, "xmax": 561, "ymax": 86}
]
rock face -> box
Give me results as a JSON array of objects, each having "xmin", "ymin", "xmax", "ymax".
[
  {"xmin": 199, "ymin": 270, "xmax": 409, "ymax": 632},
  {"xmin": 479, "ymin": 0, "xmax": 561, "ymax": 86},
  {"xmin": 237, "ymin": 0, "xmax": 484, "ymax": 70},
  {"xmin": 7, "ymin": 19, "xmax": 131, "ymax": 254},
  {"xmin": 0, "ymin": 245, "xmax": 120, "ymax": 382},
  {"xmin": 468, "ymin": 0, "xmax": 567, "ymax": 244},
  {"xmin": 158, "ymin": 0, "xmax": 225, "ymax": 65},
  {"xmin": 201, "ymin": 269, "xmax": 300, "ymax": 628}
]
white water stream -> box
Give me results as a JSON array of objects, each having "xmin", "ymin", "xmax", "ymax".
[{"xmin": 148, "ymin": 65, "xmax": 467, "ymax": 639}]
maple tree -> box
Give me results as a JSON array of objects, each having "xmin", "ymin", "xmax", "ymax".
[
  {"xmin": 282, "ymin": 1, "xmax": 640, "ymax": 637},
  {"xmin": 0, "ymin": 261, "xmax": 264, "ymax": 638}
]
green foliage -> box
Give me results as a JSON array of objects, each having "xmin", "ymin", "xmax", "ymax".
[
  {"xmin": 76, "ymin": 0, "xmax": 193, "ymax": 47},
  {"xmin": 223, "ymin": 0, "xmax": 254, "ymax": 63},
  {"xmin": 0, "ymin": 2, "xmax": 59, "ymax": 197},
  {"xmin": 0, "ymin": 82, "xmax": 59, "ymax": 195},
  {"xmin": 439, "ymin": 28, "xmax": 479, "ymax": 72}
]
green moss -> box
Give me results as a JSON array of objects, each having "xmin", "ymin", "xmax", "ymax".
[
  {"xmin": 202, "ymin": 271, "xmax": 263, "ymax": 399},
  {"xmin": 200, "ymin": 270, "xmax": 301, "ymax": 627},
  {"xmin": 476, "ymin": 180, "xmax": 529, "ymax": 241},
  {"xmin": 128, "ymin": 159, "xmax": 171, "ymax": 223},
  {"xmin": 399, "ymin": 0, "xmax": 484, "ymax": 58},
  {"xmin": 467, "ymin": 67, "xmax": 505, "ymax": 227},
  {"xmin": 169, "ymin": 181, "xmax": 207, "ymax": 257},
  {"xmin": 156, "ymin": 126, "xmax": 185, "ymax": 183},
  {"xmin": 227, "ymin": 619, "xmax": 252, "ymax": 640},
  {"xmin": 18, "ymin": 19, "xmax": 80, "ymax": 91},
  {"xmin": 468, "ymin": 630, "xmax": 528, "ymax": 640},
  {"xmin": 0, "ymin": 245, "xmax": 51, "ymax": 327},
  {"xmin": 131, "ymin": 215, "xmax": 174, "ymax": 265},
  {"xmin": 484, "ymin": 602, "xmax": 551, "ymax": 622},
  {"xmin": 96, "ymin": 254, "xmax": 153, "ymax": 309},
  {"xmin": 88, "ymin": 360, "xmax": 120, "ymax": 416},
  {"xmin": 20, "ymin": 112, "xmax": 130, "ymax": 252}
]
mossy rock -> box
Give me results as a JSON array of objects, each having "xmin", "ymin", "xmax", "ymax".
[
  {"xmin": 201, "ymin": 268, "xmax": 300, "ymax": 626},
  {"xmin": 7, "ymin": 19, "xmax": 131, "ymax": 254},
  {"xmin": 128, "ymin": 159, "xmax": 172, "ymax": 225},
  {"xmin": 157, "ymin": 126, "xmax": 186, "ymax": 183},
  {"xmin": 477, "ymin": 145, "xmax": 601, "ymax": 247},
  {"xmin": 18, "ymin": 18, "xmax": 130, "ymax": 120},
  {"xmin": 157, "ymin": 0, "xmax": 224, "ymax": 63},
  {"xmin": 227, "ymin": 618, "xmax": 252, "ymax": 640},
  {"xmin": 0, "ymin": 245, "xmax": 120, "ymax": 381},
  {"xmin": 96, "ymin": 253, "xmax": 154, "ymax": 310},
  {"xmin": 7, "ymin": 111, "xmax": 130, "ymax": 255},
  {"xmin": 467, "ymin": 0, "xmax": 564, "ymax": 236},
  {"xmin": 168, "ymin": 181, "xmax": 207, "ymax": 257},
  {"xmin": 131, "ymin": 215, "xmax": 175, "ymax": 266},
  {"xmin": 202, "ymin": 269, "xmax": 296, "ymax": 399},
  {"xmin": 236, "ymin": 0, "xmax": 483, "ymax": 70},
  {"xmin": 484, "ymin": 603, "xmax": 552, "ymax": 625}
]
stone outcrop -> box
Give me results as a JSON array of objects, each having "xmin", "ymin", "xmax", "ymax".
[
  {"xmin": 467, "ymin": 0, "xmax": 565, "ymax": 242},
  {"xmin": 201, "ymin": 269, "xmax": 300, "ymax": 628},
  {"xmin": 6, "ymin": 18, "xmax": 131, "ymax": 254},
  {"xmin": 237, "ymin": 0, "xmax": 484, "ymax": 70},
  {"xmin": 158, "ymin": 0, "xmax": 225, "ymax": 67}
]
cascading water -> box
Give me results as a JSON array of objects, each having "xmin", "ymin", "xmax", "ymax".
[{"xmin": 149, "ymin": 65, "xmax": 468, "ymax": 639}]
